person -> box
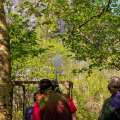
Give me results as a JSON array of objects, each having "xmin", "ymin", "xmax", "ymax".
[
  {"xmin": 38, "ymin": 79, "xmax": 77, "ymax": 120},
  {"xmin": 25, "ymin": 91, "xmax": 44, "ymax": 120},
  {"xmin": 32, "ymin": 79, "xmax": 54, "ymax": 120},
  {"xmin": 25, "ymin": 79, "xmax": 52, "ymax": 120},
  {"xmin": 41, "ymin": 91, "xmax": 73, "ymax": 120},
  {"xmin": 32, "ymin": 91, "xmax": 45, "ymax": 120},
  {"xmin": 66, "ymin": 95, "xmax": 77, "ymax": 120},
  {"xmin": 98, "ymin": 76, "xmax": 120, "ymax": 120},
  {"xmin": 31, "ymin": 79, "xmax": 77, "ymax": 120},
  {"xmin": 64, "ymin": 81, "xmax": 77, "ymax": 120}
]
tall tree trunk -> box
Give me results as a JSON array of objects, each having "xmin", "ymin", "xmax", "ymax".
[{"xmin": 0, "ymin": 0, "xmax": 12, "ymax": 120}]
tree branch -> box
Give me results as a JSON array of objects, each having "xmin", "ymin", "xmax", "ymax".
[
  {"xmin": 79, "ymin": 0, "xmax": 112, "ymax": 28},
  {"xmin": 111, "ymin": 62, "xmax": 120, "ymax": 71}
]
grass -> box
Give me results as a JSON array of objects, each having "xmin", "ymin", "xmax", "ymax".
[{"xmin": 72, "ymin": 69, "xmax": 120, "ymax": 120}]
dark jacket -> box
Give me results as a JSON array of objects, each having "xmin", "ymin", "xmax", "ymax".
[{"xmin": 98, "ymin": 92, "xmax": 120, "ymax": 120}]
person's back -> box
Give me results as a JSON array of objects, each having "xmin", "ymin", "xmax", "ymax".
[
  {"xmin": 99, "ymin": 99, "xmax": 120, "ymax": 120},
  {"xmin": 110, "ymin": 91, "xmax": 120, "ymax": 120},
  {"xmin": 41, "ymin": 92, "xmax": 72, "ymax": 120}
]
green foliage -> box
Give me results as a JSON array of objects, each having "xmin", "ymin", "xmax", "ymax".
[
  {"xmin": 4, "ymin": 0, "xmax": 120, "ymax": 120},
  {"xmin": 59, "ymin": 0, "xmax": 120, "ymax": 71},
  {"xmin": 73, "ymin": 70, "xmax": 109, "ymax": 120}
]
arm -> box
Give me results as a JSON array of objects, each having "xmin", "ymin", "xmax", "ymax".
[
  {"xmin": 66, "ymin": 97, "xmax": 77, "ymax": 120},
  {"xmin": 67, "ymin": 97, "xmax": 77, "ymax": 113},
  {"xmin": 72, "ymin": 112, "xmax": 77, "ymax": 120}
]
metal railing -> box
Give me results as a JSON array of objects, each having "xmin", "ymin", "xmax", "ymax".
[{"xmin": 12, "ymin": 80, "xmax": 73, "ymax": 120}]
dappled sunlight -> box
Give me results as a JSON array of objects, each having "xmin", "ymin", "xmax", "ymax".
[
  {"xmin": 0, "ymin": 1, "xmax": 12, "ymax": 120},
  {"xmin": 0, "ymin": 21, "xmax": 7, "ymax": 31},
  {"xmin": 0, "ymin": 33, "xmax": 4, "ymax": 40},
  {"xmin": 0, "ymin": 113, "xmax": 6, "ymax": 120},
  {"xmin": 0, "ymin": 42, "xmax": 10, "ymax": 83},
  {"xmin": 0, "ymin": 0, "xmax": 120, "ymax": 120}
]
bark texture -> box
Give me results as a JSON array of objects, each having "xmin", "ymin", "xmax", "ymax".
[{"xmin": 0, "ymin": 1, "xmax": 12, "ymax": 120}]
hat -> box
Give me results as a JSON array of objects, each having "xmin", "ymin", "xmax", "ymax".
[{"xmin": 39, "ymin": 79, "xmax": 54, "ymax": 93}]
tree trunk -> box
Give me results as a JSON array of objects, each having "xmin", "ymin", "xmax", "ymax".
[{"xmin": 0, "ymin": 0, "xmax": 12, "ymax": 120}]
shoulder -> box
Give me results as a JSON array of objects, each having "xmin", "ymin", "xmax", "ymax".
[
  {"xmin": 67, "ymin": 97, "xmax": 77, "ymax": 113},
  {"xmin": 102, "ymin": 97, "xmax": 112, "ymax": 109}
]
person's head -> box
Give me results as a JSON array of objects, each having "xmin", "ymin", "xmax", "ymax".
[
  {"xmin": 34, "ymin": 91, "xmax": 43, "ymax": 102},
  {"xmin": 108, "ymin": 76, "xmax": 120, "ymax": 94},
  {"xmin": 39, "ymin": 79, "xmax": 54, "ymax": 94}
]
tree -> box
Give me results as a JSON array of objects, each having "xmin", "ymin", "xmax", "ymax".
[
  {"xmin": 56, "ymin": 0, "xmax": 120, "ymax": 71},
  {"xmin": 0, "ymin": 0, "xmax": 12, "ymax": 120}
]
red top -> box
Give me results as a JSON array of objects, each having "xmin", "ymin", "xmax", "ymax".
[
  {"xmin": 33, "ymin": 102, "xmax": 41, "ymax": 120},
  {"xmin": 67, "ymin": 97, "xmax": 77, "ymax": 113}
]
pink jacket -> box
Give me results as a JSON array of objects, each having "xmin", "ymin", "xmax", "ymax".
[{"xmin": 33, "ymin": 102, "xmax": 41, "ymax": 120}]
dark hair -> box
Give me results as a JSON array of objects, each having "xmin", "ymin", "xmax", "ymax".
[
  {"xmin": 108, "ymin": 76, "xmax": 120, "ymax": 93},
  {"xmin": 39, "ymin": 79, "xmax": 54, "ymax": 94}
]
